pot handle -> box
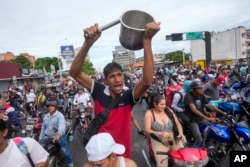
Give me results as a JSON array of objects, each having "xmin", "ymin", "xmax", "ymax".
[{"xmin": 84, "ymin": 19, "xmax": 120, "ymax": 38}]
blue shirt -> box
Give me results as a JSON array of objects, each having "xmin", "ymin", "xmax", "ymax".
[{"xmin": 39, "ymin": 111, "xmax": 66, "ymax": 140}]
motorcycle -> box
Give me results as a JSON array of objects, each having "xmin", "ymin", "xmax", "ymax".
[
  {"xmin": 40, "ymin": 137, "xmax": 68, "ymax": 167},
  {"xmin": 23, "ymin": 113, "xmax": 43, "ymax": 141},
  {"xmin": 218, "ymin": 101, "xmax": 250, "ymax": 122},
  {"xmin": 66, "ymin": 97, "xmax": 76, "ymax": 119},
  {"xmin": 78, "ymin": 104, "xmax": 91, "ymax": 135},
  {"xmin": 40, "ymin": 128, "xmax": 69, "ymax": 167},
  {"xmin": 26, "ymin": 101, "xmax": 37, "ymax": 117},
  {"xmin": 142, "ymin": 133, "xmax": 210, "ymax": 167},
  {"xmin": 199, "ymin": 116, "xmax": 250, "ymax": 162}
]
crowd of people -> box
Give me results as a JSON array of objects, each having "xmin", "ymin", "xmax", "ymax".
[{"xmin": 1, "ymin": 19, "xmax": 250, "ymax": 167}]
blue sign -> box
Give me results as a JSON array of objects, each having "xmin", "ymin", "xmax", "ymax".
[{"xmin": 60, "ymin": 45, "xmax": 75, "ymax": 60}]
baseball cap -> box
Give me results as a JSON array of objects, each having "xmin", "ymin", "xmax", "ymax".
[
  {"xmin": 86, "ymin": 133, "xmax": 125, "ymax": 161},
  {"xmin": 197, "ymin": 70, "xmax": 204, "ymax": 76},
  {"xmin": 216, "ymin": 76, "xmax": 226, "ymax": 86},
  {"xmin": 201, "ymin": 74, "xmax": 210, "ymax": 82},
  {"xmin": 172, "ymin": 73, "xmax": 178, "ymax": 76}
]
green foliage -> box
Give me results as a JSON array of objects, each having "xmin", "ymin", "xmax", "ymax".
[
  {"xmin": 34, "ymin": 57, "xmax": 58, "ymax": 72},
  {"xmin": 11, "ymin": 55, "xmax": 31, "ymax": 68},
  {"xmin": 164, "ymin": 50, "xmax": 189, "ymax": 62},
  {"xmin": 82, "ymin": 60, "xmax": 95, "ymax": 75}
]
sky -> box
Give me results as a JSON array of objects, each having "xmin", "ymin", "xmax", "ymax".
[{"xmin": 1, "ymin": 0, "xmax": 250, "ymax": 69}]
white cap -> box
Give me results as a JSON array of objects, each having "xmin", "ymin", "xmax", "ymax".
[
  {"xmin": 197, "ymin": 70, "xmax": 204, "ymax": 76},
  {"xmin": 86, "ymin": 133, "xmax": 125, "ymax": 161}
]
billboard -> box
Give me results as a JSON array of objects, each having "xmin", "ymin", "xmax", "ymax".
[{"xmin": 60, "ymin": 45, "xmax": 75, "ymax": 60}]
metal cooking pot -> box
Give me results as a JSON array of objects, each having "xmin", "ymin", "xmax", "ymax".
[
  {"xmin": 85, "ymin": 10, "xmax": 155, "ymax": 50},
  {"xmin": 119, "ymin": 10, "xmax": 155, "ymax": 50}
]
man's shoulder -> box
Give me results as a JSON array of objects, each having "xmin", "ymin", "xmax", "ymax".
[{"xmin": 184, "ymin": 92, "xmax": 194, "ymax": 100}]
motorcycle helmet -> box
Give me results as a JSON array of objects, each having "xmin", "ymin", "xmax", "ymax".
[
  {"xmin": 46, "ymin": 100, "xmax": 58, "ymax": 107},
  {"xmin": 231, "ymin": 82, "xmax": 241, "ymax": 91},
  {"xmin": 183, "ymin": 80, "xmax": 192, "ymax": 93},
  {"xmin": 190, "ymin": 80, "xmax": 204, "ymax": 89},
  {"xmin": 37, "ymin": 94, "xmax": 46, "ymax": 105},
  {"xmin": 77, "ymin": 85, "xmax": 84, "ymax": 91}
]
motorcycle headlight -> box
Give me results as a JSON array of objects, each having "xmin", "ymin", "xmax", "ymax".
[
  {"xmin": 25, "ymin": 125, "xmax": 34, "ymax": 131},
  {"xmin": 80, "ymin": 113, "xmax": 86, "ymax": 118},
  {"xmin": 171, "ymin": 157, "xmax": 209, "ymax": 167}
]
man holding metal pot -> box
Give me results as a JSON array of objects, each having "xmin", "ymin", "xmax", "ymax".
[{"xmin": 70, "ymin": 19, "xmax": 160, "ymax": 158}]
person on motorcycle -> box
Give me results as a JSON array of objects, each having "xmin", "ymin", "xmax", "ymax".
[
  {"xmin": 243, "ymin": 74, "xmax": 250, "ymax": 103},
  {"xmin": 39, "ymin": 100, "xmax": 74, "ymax": 167},
  {"xmin": 73, "ymin": 86, "xmax": 92, "ymax": 108},
  {"xmin": 0, "ymin": 117, "xmax": 49, "ymax": 167},
  {"xmin": 8, "ymin": 87, "xmax": 23, "ymax": 111},
  {"xmin": 0, "ymin": 99, "xmax": 22, "ymax": 139},
  {"xmin": 2, "ymin": 91, "xmax": 10, "ymax": 102},
  {"xmin": 45, "ymin": 85, "xmax": 63, "ymax": 112},
  {"xmin": 83, "ymin": 132, "xmax": 138, "ymax": 167},
  {"xmin": 171, "ymin": 80, "xmax": 191, "ymax": 136},
  {"xmin": 24, "ymin": 80, "xmax": 33, "ymax": 92},
  {"xmin": 24, "ymin": 88, "xmax": 36, "ymax": 115},
  {"xmin": 184, "ymin": 80, "xmax": 219, "ymax": 148},
  {"xmin": 144, "ymin": 92, "xmax": 186, "ymax": 167},
  {"xmin": 71, "ymin": 85, "xmax": 93, "ymax": 137},
  {"xmin": 63, "ymin": 84, "xmax": 77, "ymax": 114}
]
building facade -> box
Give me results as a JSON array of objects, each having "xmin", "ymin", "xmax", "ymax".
[
  {"xmin": 112, "ymin": 46, "xmax": 136, "ymax": 69},
  {"xmin": 190, "ymin": 26, "xmax": 250, "ymax": 63}
]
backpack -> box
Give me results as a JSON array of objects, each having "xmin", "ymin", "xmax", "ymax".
[
  {"xmin": 13, "ymin": 137, "xmax": 35, "ymax": 167},
  {"xmin": 164, "ymin": 85, "xmax": 183, "ymax": 108}
]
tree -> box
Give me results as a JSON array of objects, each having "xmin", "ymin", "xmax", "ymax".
[
  {"xmin": 82, "ymin": 60, "xmax": 95, "ymax": 75},
  {"xmin": 34, "ymin": 57, "xmax": 58, "ymax": 72},
  {"xmin": 10, "ymin": 55, "xmax": 31, "ymax": 68},
  {"xmin": 164, "ymin": 50, "xmax": 189, "ymax": 62}
]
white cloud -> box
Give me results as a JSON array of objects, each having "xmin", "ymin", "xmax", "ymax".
[{"xmin": 0, "ymin": 0, "xmax": 250, "ymax": 68}]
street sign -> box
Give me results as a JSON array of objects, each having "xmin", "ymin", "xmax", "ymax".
[{"xmin": 186, "ymin": 32, "xmax": 203, "ymax": 40}]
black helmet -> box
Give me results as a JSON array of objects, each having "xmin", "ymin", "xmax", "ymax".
[
  {"xmin": 190, "ymin": 80, "xmax": 204, "ymax": 89},
  {"xmin": 46, "ymin": 100, "xmax": 58, "ymax": 107},
  {"xmin": 77, "ymin": 85, "xmax": 84, "ymax": 90}
]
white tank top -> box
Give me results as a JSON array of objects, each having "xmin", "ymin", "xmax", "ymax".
[{"xmin": 118, "ymin": 156, "xmax": 126, "ymax": 167}]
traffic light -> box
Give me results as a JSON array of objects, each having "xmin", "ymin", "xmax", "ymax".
[{"xmin": 171, "ymin": 33, "xmax": 183, "ymax": 41}]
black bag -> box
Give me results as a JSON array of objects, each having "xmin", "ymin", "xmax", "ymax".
[{"xmin": 82, "ymin": 95, "xmax": 121, "ymax": 146}]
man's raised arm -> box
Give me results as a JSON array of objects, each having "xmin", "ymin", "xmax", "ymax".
[
  {"xmin": 134, "ymin": 22, "xmax": 161, "ymax": 99},
  {"xmin": 69, "ymin": 24, "xmax": 101, "ymax": 90}
]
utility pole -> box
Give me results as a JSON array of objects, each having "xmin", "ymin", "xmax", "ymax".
[{"xmin": 204, "ymin": 31, "xmax": 211, "ymax": 66}]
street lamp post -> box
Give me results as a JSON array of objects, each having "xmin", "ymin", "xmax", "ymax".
[
  {"xmin": 182, "ymin": 49, "xmax": 185, "ymax": 65},
  {"xmin": 58, "ymin": 56, "xmax": 62, "ymax": 80}
]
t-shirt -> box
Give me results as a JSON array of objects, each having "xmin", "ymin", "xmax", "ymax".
[
  {"xmin": 184, "ymin": 92, "xmax": 208, "ymax": 122},
  {"xmin": 91, "ymin": 80, "xmax": 137, "ymax": 158},
  {"xmin": 73, "ymin": 93, "xmax": 90, "ymax": 106},
  {"xmin": 25, "ymin": 92, "xmax": 36, "ymax": 103},
  {"xmin": 204, "ymin": 82, "xmax": 221, "ymax": 101},
  {"xmin": 0, "ymin": 137, "xmax": 49, "ymax": 167}
]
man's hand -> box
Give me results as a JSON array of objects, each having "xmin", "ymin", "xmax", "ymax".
[
  {"xmin": 205, "ymin": 111, "xmax": 212, "ymax": 117},
  {"xmin": 83, "ymin": 23, "xmax": 101, "ymax": 45},
  {"xmin": 208, "ymin": 117, "xmax": 219, "ymax": 123},
  {"xmin": 143, "ymin": 22, "xmax": 161, "ymax": 40},
  {"xmin": 52, "ymin": 134, "xmax": 61, "ymax": 143}
]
